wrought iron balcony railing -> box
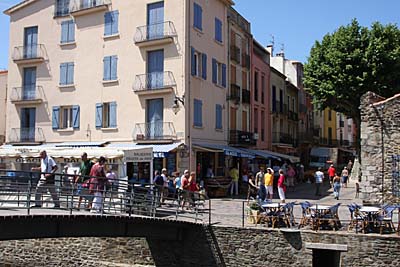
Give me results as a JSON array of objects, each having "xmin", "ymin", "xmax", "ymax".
[
  {"xmin": 133, "ymin": 71, "xmax": 176, "ymax": 92},
  {"xmin": 230, "ymin": 45, "xmax": 241, "ymax": 63},
  {"xmin": 272, "ymin": 132, "xmax": 296, "ymax": 146},
  {"xmin": 134, "ymin": 21, "xmax": 177, "ymax": 44},
  {"xmin": 10, "ymin": 86, "xmax": 44, "ymax": 103},
  {"xmin": 12, "ymin": 45, "xmax": 46, "ymax": 63},
  {"xmin": 228, "ymin": 83, "xmax": 241, "ymax": 101},
  {"xmin": 9, "ymin": 128, "xmax": 45, "ymax": 143},
  {"xmin": 133, "ymin": 122, "xmax": 177, "ymax": 141},
  {"xmin": 69, "ymin": 0, "xmax": 111, "ymax": 15},
  {"xmin": 229, "ymin": 130, "xmax": 256, "ymax": 146},
  {"xmin": 242, "ymin": 89, "xmax": 250, "ymax": 104}
]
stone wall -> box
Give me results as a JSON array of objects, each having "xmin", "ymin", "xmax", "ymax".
[
  {"xmin": 360, "ymin": 91, "xmax": 400, "ymax": 204},
  {"xmin": 0, "ymin": 226, "xmax": 399, "ymax": 267}
]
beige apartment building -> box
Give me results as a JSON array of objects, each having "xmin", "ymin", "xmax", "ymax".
[
  {"xmin": 4, "ymin": 0, "xmax": 234, "ymax": 177},
  {"xmin": 0, "ymin": 71, "xmax": 7, "ymax": 144}
]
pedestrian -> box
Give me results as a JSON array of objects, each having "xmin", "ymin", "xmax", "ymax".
[
  {"xmin": 347, "ymin": 160, "xmax": 353, "ymax": 172},
  {"xmin": 286, "ymin": 165, "xmax": 296, "ymax": 191},
  {"xmin": 277, "ymin": 169, "xmax": 286, "ymax": 203},
  {"xmin": 31, "ymin": 150, "xmax": 60, "ymax": 208},
  {"xmin": 153, "ymin": 170, "xmax": 163, "ymax": 205},
  {"xmin": 61, "ymin": 165, "xmax": 72, "ymax": 193},
  {"xmin": 247, "ymin": 172, "xmax": 258, "ymax": 202},
  {"xmin": 75, "ymin": 152, "xmax": 94, "ymax": 210},
  {"xmin": 341, "ymin": 167, "xmax": 349, "ymax": 188},
  {"xmin": 333, "ymin": 173, "xmax": 341, "ymax": 200},
  {"xmin": 188, "ymin": 171, "xmax": 199, "ymax": 205},
  {"xmin": 106, "ymin": 168, "xmax": 118, "ymax": 192},
  {"xmin": 180, "ymin": 170, "xmax": 191, "ymax": 209},
  {"xmin": 161, "ymin": 168, "xmax": 169, "ymax": 203},
  {"xmin": 264, "ymin": 168, "xmax": 274, "ymax": 201},
  {"xmin": 229, "ymin": 165, "xmax": 239, "ymax": 196},
  {"xmin": 255, "ymin": 166, "xmax": 266, "ymax": 201},
  {"xmin": 314, "ymin": 167, "xmax": 324, "ymax": 196},
  {"xmin": 89, "ymin": 163, "xmax": 108, "ymax": 213},
  {"xmin": 327, "ymin": 164, "xmax": 336, "ymax": 188}
]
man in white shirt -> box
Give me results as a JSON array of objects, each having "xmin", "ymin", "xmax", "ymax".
[
  {"xmin": 314, "ymin": 167, "xmax": 324, "ymax": 196},
  {"xmin": 31, "ymin": 150, "xmax": 60, "ymax": 208},
  {"xmin": 161, "ymin": 168, "xmax": 169, "ymax": 203}
]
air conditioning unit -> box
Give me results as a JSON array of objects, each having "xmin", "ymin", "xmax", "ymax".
[{"xmin": 253, "ymin": 133, "xmax": 259, "ymax": 140}]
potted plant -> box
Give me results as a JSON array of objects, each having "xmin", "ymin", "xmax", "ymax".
[{"xmin": 247, "ymin": 201, "xmax": 261, "ymax": 224}]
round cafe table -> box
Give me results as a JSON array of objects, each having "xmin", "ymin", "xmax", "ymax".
[{"xmin": 360, "ymin": 206, "xmax": 381, "ymax": 233}]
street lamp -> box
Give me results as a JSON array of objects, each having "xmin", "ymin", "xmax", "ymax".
[{"xmin": 172, "ymin": 95, "xmax": 185, "ymax": 115}]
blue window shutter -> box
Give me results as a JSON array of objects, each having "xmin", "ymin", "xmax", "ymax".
[
  {"xmin": 104, "ymin": 11, "xmax": 112, "ymax": 36},
  {"xmin": 212, "ymin": 58, "xmax": 217, "ymax": 84},
  {"xmin": 193, "ymin": 3, "xmax": 198, "ymax": 28},
  {"xmin": 198, "ymin": 5, "xmax": 203, "ymax": 31},
  {"xmin": 61, "ymin": 21, "xmax": 68, "ymax": 43},
  {"xmin": 194, "ymin": 99, "xmax": 199, "ymax": 126},
  {"xmin": 201, "ymin": 53, "xmax": 207, "ymax": 80},
  {"xmin": 68, "ymin": 20, "xmax": 75, "ymax": 42},
  {"xmin": 216, "ymin": 104, "xmax": 222, "ymax": 129},
  {"xmin": 222, "ymin": 63, "xmax": 227, "ymax": 88},
  {"xmin": 111, "ymin": 56, "xmax": 118, "ymax": 80},
  {"xmin": 112, "ymin": 11, "xmax": 119, "ymax": 34},
  {"xmin": 215, "ymin": 18, "xmax": 222, "ymax": 42},
  {"xmin": 52, "ymin": 106, "xmax": 60, "ymax": 129},
  {"xmin": 191, "ymin": 47, "xmax": 196, "ymax": 76},
  {"xmin": 72, "ymin": 105, "xmax": 80, "ymax": 129},
  {"xmin": 103, "ymin": 56, "xmax": 111, "ymax": 80},
  {"xmin": 109, "ymin": 101, "xmax": 117, "ymax": 128},
  {"xmin": 199, "ymin": 100, "xmax": 203, "ymax": 126},
  {"xmin": 60, "ymin": 63, "xmax": 67, "ymax": 85},
  {"xmin": 67, "ymin": 63, "xmax": 74, "ymax": 84},
  {"xmin": 95, "ymin": 103, "xmax": 103, "ymax": 128}
]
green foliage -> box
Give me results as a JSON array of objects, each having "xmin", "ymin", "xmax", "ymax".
[
  {"xmin": 248, "ymin": 201, "xmax": 260, "ymax": 210},
  {"xmin": 304, "ymin": 19, "xmax": 400, "ymax": 119}
]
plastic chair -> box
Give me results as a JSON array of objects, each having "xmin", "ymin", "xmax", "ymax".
[
  {"xmin": 377, "ymin": 205, "xmax": 396, "ymax": 234},
  {"xmin": 347, "ymin": 204, "xmax": 365, "ymax": 233},
  {"xmin": 298, "ymin": 201, "xmax": 312, "ymax": 229}
]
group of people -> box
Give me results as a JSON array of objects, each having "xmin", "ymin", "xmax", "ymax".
[
  {"xmin": 326, "ymin": 160, "xmax": 352, "ymax": 200},
  {"xmin": 153, "ymin": 169, "xmax": 201, "ymax": 209},
  {"xmin": 31, "ymin": 150, "xmax": 116, "ymax": 213}
]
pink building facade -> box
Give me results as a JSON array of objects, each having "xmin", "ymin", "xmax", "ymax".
[{"xmin": 251, "ymin": 40, "xmax": 271, "ymax": 150}]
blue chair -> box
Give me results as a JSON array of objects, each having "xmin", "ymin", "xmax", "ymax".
[
  {"xmin": 298, "ymin": 201, "xmax": 312, "ymax": 229},
  {"xmin": 347, "ymin": 204, "xmax": 365, "ymax": 233},
  {"xmin": 377, "ymin": 205, "xmax": 396, "ymax": 234}
]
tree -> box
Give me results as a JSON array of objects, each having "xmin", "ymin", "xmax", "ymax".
[{"xmin": 304, "ymin": 19, "xmax": 400, "ymax": 154}]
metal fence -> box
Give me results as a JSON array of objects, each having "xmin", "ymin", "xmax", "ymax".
[{"xmin": 0, "ymin": 170, "xmax": 207, "ymax": 223}]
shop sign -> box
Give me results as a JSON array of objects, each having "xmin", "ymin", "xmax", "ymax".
[
  {"xmin": 124, "ymin": 148, "xmax": 153, "ymax": 162},
  {"xmin": 15, "ymin": 157, "xmax": 41, "ymax": 163}
]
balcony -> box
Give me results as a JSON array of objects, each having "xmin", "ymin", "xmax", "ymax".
[
  {"xmin": 133, "ymin": 122, "xmax": 177, "ymax": 143},
  {"xmin": 8, "ymin": 128, "xmax": 45, "ymax": 144},
  {"xmin": 288, "ymin": 111, "xmax": 299, "ymax": 121},
  {"xmin": 242, "ymin": 89, "xmax": 250, "ymax": 104},
  {"xmin": 229, "ymin": 130, "xmax": 256, "ymax": 146},
  {"xmin": 272, "ymin": 132, "xmax": 296, "ymax": 147},
  {"xmin": 10, "ymin": 86, "xmax": 44, "ymax": 105},
  {"xmin": 69, "ymin": 0, "xmax": 111, "ymax": 16},
  {"xmin": 298, "ymin": 131, "xmax": 314, "ymax": 144},
  {"xmin": 133, "ymin": 71, "xmax": 176, "ymax": 96},
  {"xmin": 241, "ymin": 53, "xmax": 250, "ymax": 69},
  {"xmin": 228, "ymin": 84, "xmax": 241, "ymax": 102},
  {"xmin": 12, "ymin": 45, "xmax": 46, "ymax": 65},
  {"xmin": 230, "ymin": 45, "xmax": 241, "ymax": 63},
  {"xmin": 134, "ymin": 21, "xmax": 177, "ymax": 47}
]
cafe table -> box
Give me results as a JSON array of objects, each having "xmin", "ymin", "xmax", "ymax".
[{"xmin": 359, "ymin": 206, "xmax": 381, "ymax": 233}]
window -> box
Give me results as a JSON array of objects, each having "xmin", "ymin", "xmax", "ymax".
[
  {"xmin": 254, "ymin": 71, "xmax": 259, "ymax": 102},
  {"xmin": 103, "ymin": 56, "xmax": 118, "ymax": 81},
  {"xmin": 261, "ymin": 75, "xmax": 265, "ymax": 104},
  {"xmin": 52, "ymin": 105, "xmax": 80, "ymax": 130},
  {"xmin": 215, "ymin": 18, "xmax": 222, "ymax": 42},
  {"xmin": 261, "ymin": 110, "xmax": 265, "ymax": 142},
  {"xmin": 215, "ymin": 104, "xmax": 222, "ymax": 129},
  {"xmin": 272, "ymin": 85, "xmax": 277, "ymax": 112},
  {"xmin": 212, "ymin": 58, "xmax": 226, "ymax": 87},
  {"xmin": 55, "ymin": 0, "xmax": 70, "ymax": 17},
  {"xmin": 59, "ymin": 62, "xmax": 74, "ymax": 85},
  {"xmin": 191, "ymin": 47, "xmax": 207, "ymax": 79},
  {"xmin": 194, "ymin": 99, "xmax": 203, "ymax": 127},
  {"xmin": 328, "ymin": 109, "xmax": 332, "ymax": 121},
  {"xmin": 254, "ymin": 108, "xmax": 258, "ymax": 134},
  {"xmin": 61, "ymin": 19, "xmax": 75, "ymax": 43},
  {"xmin": 104, "ymin": 11, "xmax": 119, "ymax": 36},
  {"xmin": 96, "ymin": 102, "xmax": 117, "ymax": 128},
  {"xmin": 193, "ymin": 3, "xmax": 202, "ymax": 31}
]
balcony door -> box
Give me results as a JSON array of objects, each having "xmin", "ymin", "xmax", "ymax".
[
  {"xmin": 20, "ymin": 108, "xmax": 36, "ymax": 142},
  {"xmin": 24, "ymin": 26, "xmax": 38, "ymax": 59},
  {"xmin": 146, "ymin": 98, "xmax": 163, "ymax": 139},
  {"xmin": 147, "ymin": 1, "xmax": 164, "ymax": 40},
  {"xmin": 82, "ymin": 0, "xmax": 95, "ymax": 9},
  {"xmin": 23, "ymin": 67, "xmax": 36, "ymax": 100},
  {"xmin": 147, "ymin": 50, "xmax": 164, "ymax": 89}
]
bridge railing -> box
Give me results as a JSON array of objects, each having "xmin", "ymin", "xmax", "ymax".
[{"xmin": 0, "ymin": 169, "xmax": 207, "ymax": 223}]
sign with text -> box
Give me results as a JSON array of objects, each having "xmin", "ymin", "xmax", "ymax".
[{"xmin": 124, "ymin": 148, "xmax": 153, "ymax": 162}]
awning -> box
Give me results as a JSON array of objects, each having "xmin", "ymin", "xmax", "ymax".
[
  {"xmin": 266, "ymin": 151, "xmax": 300, "ymax": 163},
  {"xmin": 193, "ymin": 143, "xmax": 255, "ymax": 158},
  {"xmin": 310, "ymin": 147, "xmax": 330, "ymax": 157},
  {"xmin": 55, "ymin": 141, "xmax": 108, "ymax": 148},
  {"xmin": 251, "ymin": 149, "xmax": 281, "ymax": 160},
  {"xmin": 108, "ymin": 143, "xmax": 182, "ymax": 158}
]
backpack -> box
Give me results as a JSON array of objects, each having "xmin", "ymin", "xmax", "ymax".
[{"xmin": 154, "ymin": 175, "xmax": 164, "ymax": 186}]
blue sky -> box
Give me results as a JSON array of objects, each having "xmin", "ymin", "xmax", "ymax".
[{"xmin": 0, "ymin": 0, "xmax": 400, "ymax": 69}]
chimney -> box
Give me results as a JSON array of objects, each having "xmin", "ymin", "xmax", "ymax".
[{"xmin": 266, "ymin": 45, "xmax": 273, "ymax": 56}]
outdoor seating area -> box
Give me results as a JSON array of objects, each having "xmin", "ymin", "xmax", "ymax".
[{"xmin": 298, "ymin": 202, "xmax": 341, "ymax": 231}]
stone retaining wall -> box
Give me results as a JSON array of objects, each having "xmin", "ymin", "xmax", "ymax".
[{"xmin": 0, "ymin": 226, "xmax": 399, "ymax": 267}]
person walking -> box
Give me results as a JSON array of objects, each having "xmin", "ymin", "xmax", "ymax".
[
  {"xmin": 264, "ymin": 168, "xmax": 274, "ymax": 201},
  {"xmin": 333, "ymin": 173, "xmax": 341, "ymax": 200},
  {"xmin": 255, "ymin": 166, "xmax": 266, "ymax": 201},
  {"xmin": 229, "ymin": 165, "xmax": 239, "ymax": 196},
  {"xmin": 341, "ymin": 167, "xmax": 349, "ymax": 188},
  {"xmin": 31, "ymin": 150, "xmax": 60, "ymax": 208},
  {"xmin": 314, "ymin": 167, "xmax": 324, "ymax": 196},
  {"xmin": 75, "ymin": 152, "xmax": 93, "ymax": 210},
  {"xmin": 327, "ymin": 164, "xmax": 336, "ymax": 188},
  {"xmin": 277, "ymin": 169, "xmax": 286, "ymax": 203},
  {"xmin": 286, "ymin": 165, "xmax": 296, "ymax": 191},
  {"xmin": 89, "ymin": 163, "xmax": 108, "ymax": 213}
]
